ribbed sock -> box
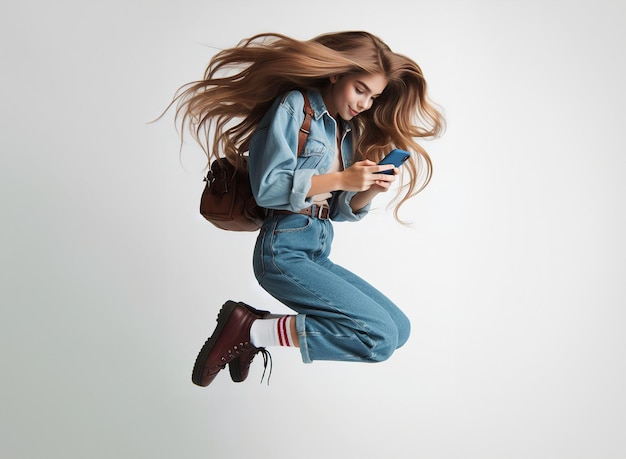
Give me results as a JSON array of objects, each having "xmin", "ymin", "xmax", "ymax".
[{"xmin": 250, "ymin": 316, "xmax": 296, "ymax": 348}]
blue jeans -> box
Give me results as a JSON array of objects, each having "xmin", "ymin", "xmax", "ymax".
[{"xmin": 253, "ymin": 213, "xmax": 411, "ymax": 363}]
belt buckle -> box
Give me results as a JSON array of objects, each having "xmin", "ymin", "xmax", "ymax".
[{"xmin": 314, "ymin": 205, "xmax": 329, "ymax": 220}]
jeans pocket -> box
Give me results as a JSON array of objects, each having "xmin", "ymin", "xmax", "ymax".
[{"xmin": 273, "ymin": 214, "xmax": 312, "ymax": 233}]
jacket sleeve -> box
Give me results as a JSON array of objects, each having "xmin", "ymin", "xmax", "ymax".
[{"xmin": 329, "ymin": 190, "xmax": 370, "ymax": 222}]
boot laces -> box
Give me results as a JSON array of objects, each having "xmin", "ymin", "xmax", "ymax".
[{"xmin": 256, "ymin": 348, "xmax": 272, "ymax": 385}]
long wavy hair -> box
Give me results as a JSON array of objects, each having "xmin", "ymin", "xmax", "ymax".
[{"xmin": 168, "ymin": 31, "xmax": 445, "ymax": 221}]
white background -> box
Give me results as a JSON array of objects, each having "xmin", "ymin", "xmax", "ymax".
[{"xmin": 2, "ymin": 1, "xmax": 625, "ymax": 458}]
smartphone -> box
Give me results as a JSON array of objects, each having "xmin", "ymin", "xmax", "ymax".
[{"xmin": 375, "ymin": 149, "xmax": 411, "ymax": 174}]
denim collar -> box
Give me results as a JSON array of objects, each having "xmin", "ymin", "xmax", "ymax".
[{"xmin": 305, "ymin": 89, "xmax": 352, "ymax": 133}]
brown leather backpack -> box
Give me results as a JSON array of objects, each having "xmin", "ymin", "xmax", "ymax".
[{"xmin": 199, "ymin": 90, "xmax": 313, "ymax": 231}]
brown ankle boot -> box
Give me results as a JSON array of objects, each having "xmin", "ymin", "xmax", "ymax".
[{"xmin": 191, "ymin": 301, "xmax": 263, "ymax": 387}]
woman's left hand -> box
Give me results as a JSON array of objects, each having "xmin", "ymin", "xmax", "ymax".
[{"xmin": 372, "ymin": 167, "xmax": 398, "ymax": 192}]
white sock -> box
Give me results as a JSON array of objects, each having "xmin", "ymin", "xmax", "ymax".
[{"xmin": 250, "ymin": 316, "xmax": 296, "ymax": 348}]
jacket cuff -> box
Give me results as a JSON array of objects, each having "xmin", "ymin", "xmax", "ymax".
[{"xmin": 331, "ymin": 191, "xmax": 370, "ymax": 222}]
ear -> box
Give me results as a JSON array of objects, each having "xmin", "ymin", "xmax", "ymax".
[{"xmin": 329, "ymin": 75, "xmax": 339, "ymax": 84}]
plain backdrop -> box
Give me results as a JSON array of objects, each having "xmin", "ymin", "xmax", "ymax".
[{"xmin": 2, "ymin": 1, "xmax": 625, "ymax": 458}]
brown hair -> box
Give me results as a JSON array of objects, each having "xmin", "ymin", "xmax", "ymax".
[{"xmin": 168, "ymin": 31, "xmax": 445, "ymax": 221}]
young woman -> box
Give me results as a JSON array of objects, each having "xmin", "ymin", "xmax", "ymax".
[{"xmin": 170, "ymin": 31, "xmax": 444, "ymax": 386}]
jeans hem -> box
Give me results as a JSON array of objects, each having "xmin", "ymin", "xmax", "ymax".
[{"xmin": 296, "ymin": 313, "xmax": 312, "ymax": 363}]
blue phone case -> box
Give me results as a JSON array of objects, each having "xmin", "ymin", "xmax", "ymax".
[{"xmin": 376, "ymin": 149, "xmax": 411, "ymax": 174}]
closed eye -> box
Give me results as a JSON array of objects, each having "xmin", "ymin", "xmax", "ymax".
[{"xmin": 354, "ymin": 80, "xmax": 383, "ymax": 98}]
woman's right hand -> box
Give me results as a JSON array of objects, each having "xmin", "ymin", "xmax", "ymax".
[{"xmin": 340, "ymin": 160, "xmax": 396, "ymax": 192}]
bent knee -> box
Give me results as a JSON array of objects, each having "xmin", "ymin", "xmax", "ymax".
[
  {"xmin": 365, "ymin": 332, "xmax": 399, "ymax": 362},
  {"xmin": 396, "ymin": 315, "xmax": 411, "ymax": 349},
  {"xmin": 368, "ymin": 316, "xmax": 412, "ymax": 360}
]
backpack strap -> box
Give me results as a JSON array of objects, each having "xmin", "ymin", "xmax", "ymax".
[{"xmin": 297, "ymin": 90, "xmax": 314, "ymax": 156}]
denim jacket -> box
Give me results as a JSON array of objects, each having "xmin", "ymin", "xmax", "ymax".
[{"xmin": 248, "ymin": 89, "xmax": 370, "ymax": 222}]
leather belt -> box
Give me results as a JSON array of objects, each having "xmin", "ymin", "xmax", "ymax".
[{"xmin": 269, "ymin": 204, "xmax": 330, "ymax": 220}]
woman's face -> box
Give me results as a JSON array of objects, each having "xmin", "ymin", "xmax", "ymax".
[{"xmin": 323, "ymin": 72, "xmax": 388, "ymax": 121}]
